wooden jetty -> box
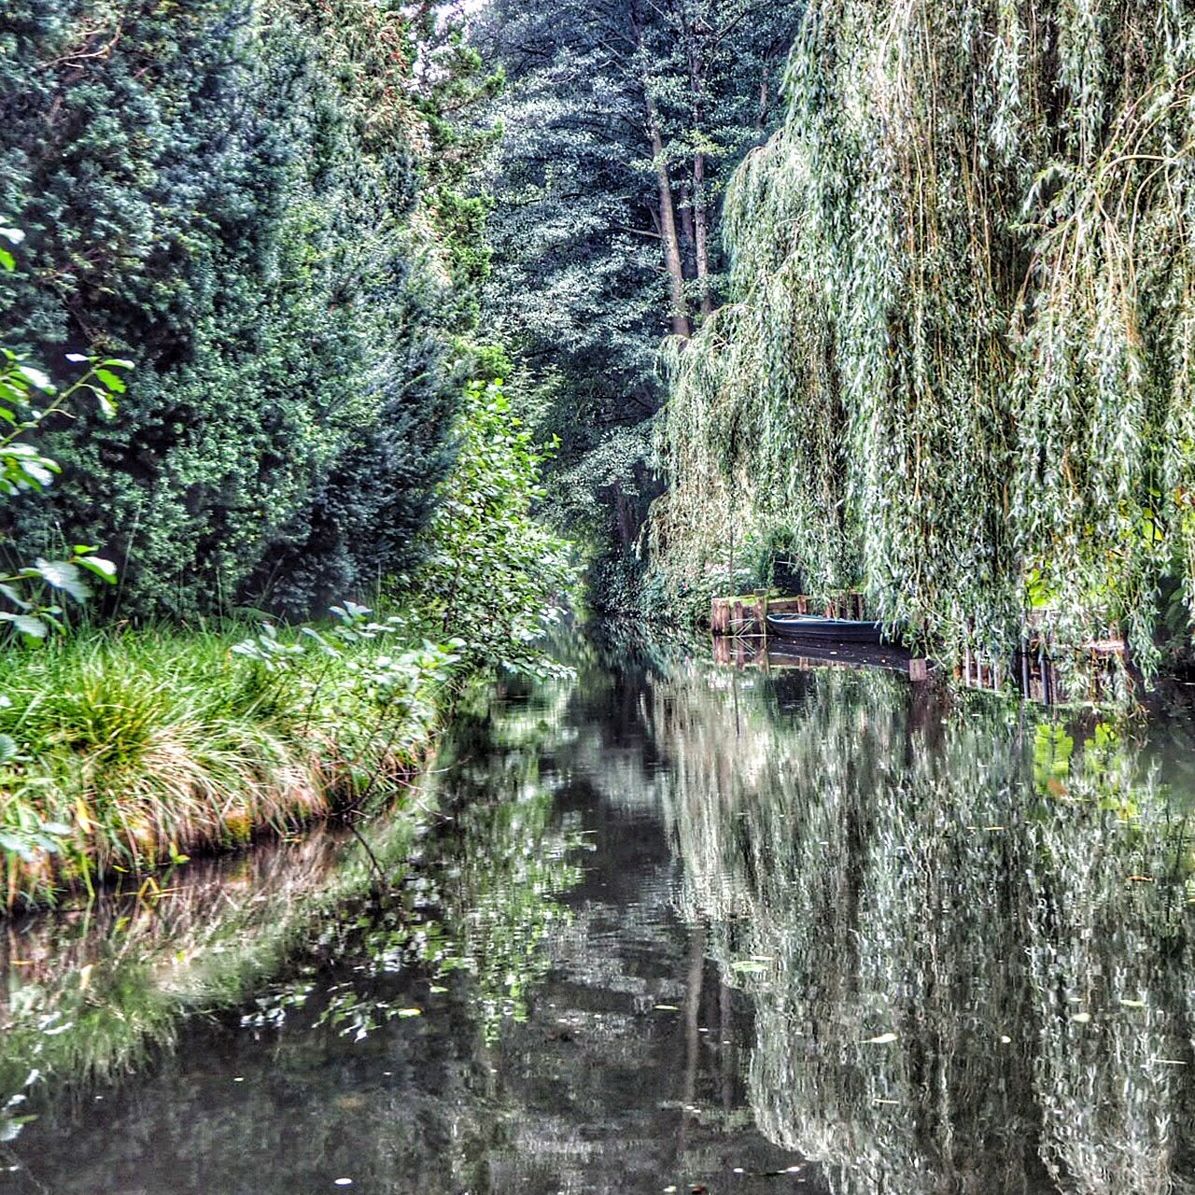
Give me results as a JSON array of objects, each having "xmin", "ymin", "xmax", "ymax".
[
  {"xmin": 710, "ymin": 591, "xmax": 928, "ymax": 681},
  {"xmin": 958, "ymin": 632, "xmax": 1128, "ymax": 706},
  {"xmin": 710, "ymin": 592, "xmax": 867, "ymax": 638}
]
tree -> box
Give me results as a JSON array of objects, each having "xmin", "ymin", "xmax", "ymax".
[
  {"xmin": 470, "ymin": 0, "xmax": 801, "ymax": 609},
  {"xmin": 0, "ymin": 0, "xmax": 493, "ymax": 620},
  {"xmin": 656, "ymin": 0, "xmax": 1195, "ymax": 674},
  {"xmin": 416, "ymin": 377, "xmax": 575, "ymax": 676}
]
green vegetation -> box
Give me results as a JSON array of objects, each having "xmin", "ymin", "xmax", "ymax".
[
  {"xmin": 0, "ymin": 610, "xmax": 456, "ymax": 908},
  {"xmin": 655, "ymin": 0, "xmax": 1195, "ymax": 672},
  {"xmin": 0, "ymin": 4, "xmax": 575, "ymax": 910},
  {"xmin": 0, "ymin": 358, "xmax": 571, "ymax": 909},
  {"xmin": 0, "ymin": 0, "xmax": 494, "ymax": 620},
  {"xmin": 474, "ymin": 0, "xmax": 801, "ymax": 610},
  {"xmin": 417, "ymin": 377, "xmax": 574, "ymax": 677},
  {"xmin": 0, "ymin": 666, "xmax": 582, "ymax": 1128}
]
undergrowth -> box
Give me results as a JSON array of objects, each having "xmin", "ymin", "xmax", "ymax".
[{"xmin": 0, "ymin": 609, "xmax": 459, "ymax": 910}]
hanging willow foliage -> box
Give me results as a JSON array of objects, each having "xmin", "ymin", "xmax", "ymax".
[{"xmin": 652, "ymin": 0, "xmax": 1195, "ymax": 672}]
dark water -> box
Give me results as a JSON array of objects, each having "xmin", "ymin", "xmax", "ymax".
[{"xmin": 3, "ymin": 638, "xmax": 1195, "ymax": 1194}]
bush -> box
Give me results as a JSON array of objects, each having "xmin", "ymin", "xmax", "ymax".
[{"xmin": 0, "ymin": 1, "xmax": 464, "ymax": 619}]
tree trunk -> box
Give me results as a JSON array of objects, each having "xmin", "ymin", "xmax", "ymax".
[
  {"xmin": 687, "ymin": 34, "xmax": 714, "ymax": 319},
  {"xmin": 632, "ymin": 0, "xmax": 691, "ymax": 340},
  {"xmin": 647, "ymin": 94, "xmax": 692, "ymax": 340},
  {"xmin": 679, "ymin": 180, "xmax": 697, "ymax": 276},
  {"xmin": 693, "ymin": 147, "xmax": 714, "ymax": 318}
]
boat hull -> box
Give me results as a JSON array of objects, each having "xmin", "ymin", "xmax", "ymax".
[{"xmin": 765, "ymin": 614, "xmax": 887, "ymax": 645}]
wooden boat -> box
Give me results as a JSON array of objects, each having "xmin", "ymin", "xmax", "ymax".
[{"xmin": 765, "ymin": 613, "xmax": 886, "ymax": 645}]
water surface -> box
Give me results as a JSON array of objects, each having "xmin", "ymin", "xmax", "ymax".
[{"xmin": 2, "ymin": 638, "xmax": 1195, "ymax": 1194}]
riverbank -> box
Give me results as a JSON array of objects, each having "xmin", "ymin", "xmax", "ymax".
[
  {"xmin": 0, "ymin": 611, "xmax": 460, "ymax": 910},
  {"xmin": 0, "ymin": 670, "xmax": 578, "ymax": 1141}
]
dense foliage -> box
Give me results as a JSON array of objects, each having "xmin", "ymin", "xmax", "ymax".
[
  {"xmin": 415, "ymin": 377, "xmax": 574, "ymax": 675},
  {"xmin": 0, "ymin": 0, "xmax": 492, "ymax": 619},
  {"xmin": 656, "ymin": 0, "xmax": 1195, "ymax": 669},
  {"xmin": 472, "ymin": 0, "xmax": 800, "ymax": 607}
]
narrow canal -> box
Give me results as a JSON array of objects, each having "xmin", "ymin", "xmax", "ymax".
[{"xmin": 2, "ymin": 634, "xmax": 1195, "ymax": 1193}]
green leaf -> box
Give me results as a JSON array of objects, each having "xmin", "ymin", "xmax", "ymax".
[
  {"xmin": 76, "ymin": 555, "xmax": 118, "ymax": 584},
  {"xmin": 13, "ymin": 615, "xmax": 48, "ymax": 641},
  {"xmin": 0, "ymin": 735, "xmax": 17, "ymax": 765},
  {"xmin": 15, "ymin": 366, "xmax": 52, "ymax": 393},
  {"xmin": 0, "ymin": 585, "xmax": 30, "ymax": 611},
  {"xmin": 0, "ymin": 834, "xmax": 35, "ymax": 862},
  {"xmin": 35, "ymin": 559, "xmax": 90, "ymax": 603},
  {"xmin": 94, "ymin": 368, "xmax": 127, "ymax": 394},
  {"xmin": 19, "ymin": 461, "xmax": 55, "ymax": 489}
]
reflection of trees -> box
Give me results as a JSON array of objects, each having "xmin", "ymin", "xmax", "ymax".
[
  {"xmin": 0, "ymin": 673, "xmax": 591, "ymax": 1191},
  {"xmin": 657, "ymin": 665, "xmax": 1195, "ymax": 1195},
  {"xmin": 0, "ymin": 821, "xmax": 414, "ymax": 1112},
  {"xmin": 0, "ymin": 675, "xmax": 586, "ymax": 1122},
  {"xmin": 397, "ymin": 679, "xmax": 586, "ymax": 1043}
]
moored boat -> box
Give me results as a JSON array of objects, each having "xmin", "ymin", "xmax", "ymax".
[{"xmin": 765, "ymin": 613, "xmax": 887, "ymax": 644}]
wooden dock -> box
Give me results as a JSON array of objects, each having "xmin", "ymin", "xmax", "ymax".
[
  {"xmin": 710, "ymin": 592, "xmax": 1128, "ymax": 705},
  {"xmin": 710, "ymin": 592, "xmax": 867, "ymax": 638}
]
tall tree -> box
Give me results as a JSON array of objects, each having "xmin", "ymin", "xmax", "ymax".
[
  {"xmin": 0, "ymin": 0, "xmax": 495, "ymax": 619},
  {"xmin": 657, "ymin": 0, "xmax": 1195, "ymax": 673},
  {"xmin": 470, "ymin": 0, "xmax": 800, "ymax": 608}
]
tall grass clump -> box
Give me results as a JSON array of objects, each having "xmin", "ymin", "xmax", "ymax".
[
  {"xmin": 654, "ymin": 0, "xmax": 1195, "ymax": 676},
  {"xmin": 0, "ymin": 614, "xmax": 458, "ymax": 909}
]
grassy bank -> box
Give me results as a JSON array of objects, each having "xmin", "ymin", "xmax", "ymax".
[{"xmin": 0, "ymin": 609, "xmax": 459, "ymax": 910}]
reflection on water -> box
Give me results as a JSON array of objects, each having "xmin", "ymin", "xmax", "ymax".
[
  {"xmin": 660, "ymin": 663, "xmax": 1195, "ymax": 1195},
  {"xmin": 1, "ymin": 638, "xmax": 1194, "ymax": 1193}
]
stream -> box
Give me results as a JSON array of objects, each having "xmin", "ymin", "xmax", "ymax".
[{"xmin": 2, "ymin": 633, "xmax": 1195, "ymax": 1193}]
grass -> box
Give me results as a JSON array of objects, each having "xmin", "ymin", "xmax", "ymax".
[{"xmin": 0, "ymin": 617, "xmax": 457, "ymax": 910}]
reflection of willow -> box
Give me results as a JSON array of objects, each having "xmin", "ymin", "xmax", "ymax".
[{"xmin": 657, "ymin": 665, "xmax": 1195, "ymax": 1195}]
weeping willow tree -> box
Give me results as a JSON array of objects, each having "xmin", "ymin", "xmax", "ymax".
[{"xmin": 653, "ymin": 0, "xmax": 1195, "ymax": 671}]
